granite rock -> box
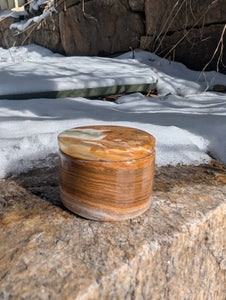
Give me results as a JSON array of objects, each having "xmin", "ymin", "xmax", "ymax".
[
  {"xmin": 128, "ymin": 0, "xmax": 144, "ymax": 12},
  {"xmin": 141, "ymin": 24, "xmax": 226, "ymax": 73},
  {"xmin": 0, "ymin": 159, "xmax": 225, "ymax": 299},
  {"xmin": 143, "ymin": 0, "xmax": 226, "ymax": 72},
  {"xmin": 0, "ymin": 14, "xmax": 64, "ymax": 54},
  {"xmin": 58, "ymin": 1, "xmax": 144, "ymax": 56},
  {"xmin": 0, "ymin": 17, "xmax": 18, "ymax": 49},
  {"xmin": 145, "ymin": 0, "xmax": 226, "ymax": 36}
]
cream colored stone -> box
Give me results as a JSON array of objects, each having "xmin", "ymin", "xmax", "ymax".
[{"xmin": 0, "ymin": 161, "xmax": 225, "ymax": 299}]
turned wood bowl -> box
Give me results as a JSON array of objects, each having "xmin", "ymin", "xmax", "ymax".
[{"xmin": 58, "ymin": 125, "xmax": 155, "ymax": 221}]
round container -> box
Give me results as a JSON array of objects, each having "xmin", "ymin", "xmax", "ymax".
[{"xmin": 58, "ymin": 125, "xmax": 155, "ymax": 221}]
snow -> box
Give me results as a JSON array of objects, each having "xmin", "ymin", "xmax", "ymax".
[
  {"xmin": 8, "ymin": 0, "xmax": 56, "ymax": 31},
  {"xmin": 0, "ymin": 0, "xmax": 53, "ymax": 29},
  {"xmin": 29, "ymin": 0, "xmax": 52, "ymax": 12},
  {"xmin": 0, "ymin": 44, "xmax": 226, "ymax": 179},
  {"xmin": 0, "ymin": 10, "xmax": 26, "ymax": 21},
  {"xmin": 10, "ymin": 6, "xmax": 56, "ymax": 31},
  {"xmin": 119, "ymin": 51, "xmax": 226, "ymax": 97},
  {"xmin": 0, "ymin": 48, "xmax": 157, "ymax": 95},
  {"xmin": 0, "ymin": 44, "xmax": 58, "ymax": 63}
]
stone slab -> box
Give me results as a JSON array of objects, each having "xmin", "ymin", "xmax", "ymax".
[{"xmin": 0, "ymin": 160, "xmax": 226, "ymax": 299}]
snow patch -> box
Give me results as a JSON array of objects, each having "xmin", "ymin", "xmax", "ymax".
[{"xmin": 0, "ymin": 45, "xmax": 225, "ymax": 178}]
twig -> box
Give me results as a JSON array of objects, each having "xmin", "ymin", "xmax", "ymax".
[
  {"xmin": 81, "ymin": 0, "xmax": 97, "ymax": 22},
  {"xmin": 156, "ymin": 0, "xmax": 221, "ymax": 67},
  {"xmin": 154, "ymin": 0, "xmax": 186, "ymax": 54},
  {"xmin": 201, "ymin": 24, "xmax": 226, "ymax": 73},
  {"xmin": 3, "ymin": 1, "xmax": 54, "ymax": 54},
  {"xmin": 0, "ymin": 0, "xmax": 37, "ymax": 23},
  {"xmin": 151, "ymin": 1, "xmax": 181, "ymax": 51}
]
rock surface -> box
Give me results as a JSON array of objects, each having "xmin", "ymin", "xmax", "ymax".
[
  {"xmin": 141, "ymin": 24, "xmax": 226, "ymax": 73},
  {"xmin": 145, "ymin": 0, "xmax": 226, "ymax": 36},
  {"xmin": 128, "ymin": 0, "xmax": 144, "ymax": 12},
  {"xmin": 0, "ymin": 17, "xmax": 18, "ymax": 49},
  {"xmin": 143, "ymin": 0, "xmax": 226, "ymax": 72},
  {"xmin": 0, "ymin": 14, "xmax": 64, "ymax": 54},
  {"xmin": 0, "ymin": 159, "xmax": 225, "ymax": 299},
  {"xmin": 58, "ymin": 0, "xmax": 144, "ymax": 56}
]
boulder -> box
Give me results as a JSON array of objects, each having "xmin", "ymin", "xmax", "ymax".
[
  {"xmin": 54, "ymin": 0, "xmax": 83, "ymax": 13},
  {"xmin": 0, "ymin": 17, "xmax": 18, "ymax": 48},
  {"xmin": 141, "ymin": 24, "xmax": 226, "ymax": 73},
  {"xmin": 59, "ymin": 1, "xmax": 144, "ymax": 56},
  {"xmin": 1, "ymin": 14, "xmax": 64, "ymax": 54},
  {"xmin": 145, "ymin": 0, "xmax": 226, "ymax": 36},
  {"xmin": 128, "ymin": 0, "xmax": 144, "ymax": 12}
]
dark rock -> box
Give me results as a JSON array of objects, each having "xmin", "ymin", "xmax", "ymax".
[
  {"xmin": 213, "ymin": 84, "xmax": 226, "ymax": 93},
  {"xmin": 128, "ymin": 0, "xmax": 144, "ymax": 12},
  {"xmin": 0, "ymin": 17, "xmax": 18, "ymax": 48},
  {"xmin": 54, "ymin": 0, "xmax": 81, "ymax": 12},
  {"xmin": 59, "ymin": 1, "xmax": 144, "ymax": 56},
  {"xmin": 1, "ymin": 14, "xmax": 64, "ymax": 54},
  {"xmin": 142, "ymin": 0, "xmax": 226, "ymax": 72},
  {"xmin": 145, "ymin": 0, "xmax": 226, "ymax": 36},
  {"xmin": 141, "ymin": 24, "xmax": 226, "ymax": 73},
  {"xmin": 56, "ymin": 0, "xmax": 131, "ymax": 14}
]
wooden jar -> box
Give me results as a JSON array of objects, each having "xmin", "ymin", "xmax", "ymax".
[{"xmin": 58, "ymin": 126, "xmax": 155, "ymax": 221}]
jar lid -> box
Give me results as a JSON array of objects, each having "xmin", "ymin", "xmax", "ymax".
[{"xmin": 58, "ymin": 125, "xmax": 155, "ymax": 161}]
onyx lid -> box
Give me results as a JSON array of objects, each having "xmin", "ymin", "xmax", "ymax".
[{"xmin": 58, "ymin": 125, "xmax": 155, "ymax": 161}]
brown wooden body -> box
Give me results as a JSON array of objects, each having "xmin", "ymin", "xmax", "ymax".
[{"xmin": 59, "ymin": 150, "xmax": 155, "ymax": 221}]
